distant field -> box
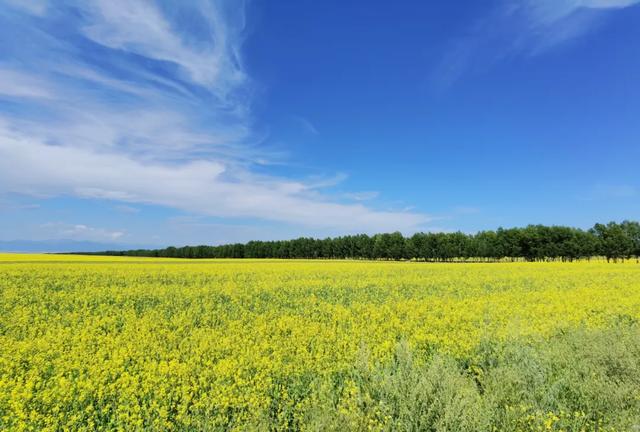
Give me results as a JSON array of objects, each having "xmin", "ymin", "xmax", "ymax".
[{"xmin": 1, "ymin": 255, "xmax": 639, "ymax": 431}]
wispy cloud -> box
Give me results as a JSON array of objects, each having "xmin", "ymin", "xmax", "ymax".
[
  {"xmin": 0, "ymin": 127, "xmax": 427, "ymax": 231},
  {"xmin": 344, "ymin": 191, "xmax": 380, "ymax": 201},
  {"xmin": 114, "ymin": 205, "xmax": 141, "ymax": 214},
  {"xmin": 433, "ymin": 0, "xmax": 640, "ymax": 88},
  {"xmin": 452, "ymin": 206, "xmax": 480, "ymax": 215},
  {"xmin": 0, "ymin": 68, "xmax": 56, "ymax": 99},
  {"xmin": 0, "ymin": 198, "xmax": 40, "ymax": 211},
  {"xmin": 2, "ymin": 0, "xmax": 48, "ymax": 16},
  {"xmin": 580, "ymin": 183, "xmax": 638, "ymax": 200},
  {"xmin": 78, "ymin": 0, "xmax": 247, "ymax": 96},
  {"xmin": 291, "ymin": 115, "xmax": 320, "ymax": 135},
  {"xmin": 0, "ymin": 1, "xmax": 428, "ymax": 234},
  {"xmin": 40, "ymin": 222, "xmax": 125, "ymax": 242}
]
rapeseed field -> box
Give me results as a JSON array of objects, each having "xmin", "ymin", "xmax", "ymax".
[{"xmin": 1, "ymin": 254, "xmax": 639, "ymax": 431}]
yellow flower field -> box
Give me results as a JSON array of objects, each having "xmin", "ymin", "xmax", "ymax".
[{"xmin": 1, "ymin": 254, "xmax": 639, "ymax": 431}]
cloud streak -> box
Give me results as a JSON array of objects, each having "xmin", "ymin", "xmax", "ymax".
[
  {"xmin": 39, "ymin": 222, "xmax": 125, "ymax": 242},
  {"xmin": 0, "ymin": 0, "xmax": 428, "ymax": 234},
  {"xmin": 0, "ymin": 125, "xmax": 426, "ymax": 231},
  {"xmin": 433, "ymin": 0, "xmax": 640, "ymax": 88},
  {"xmin": 79, "ymin": 0, "xmax": 247, "ymax": 96}
]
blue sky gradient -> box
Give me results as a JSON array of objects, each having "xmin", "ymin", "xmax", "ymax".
[{"xmin": 0, "ymin": 0, "xmax": 639, "ymax": 247}]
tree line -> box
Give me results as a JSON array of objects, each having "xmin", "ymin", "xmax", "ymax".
[{"xmin": 82, "ymin": 221, "xmax": 640, "ymax": 262}]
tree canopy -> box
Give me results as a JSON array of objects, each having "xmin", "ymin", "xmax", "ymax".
[{"xmin": 86, "ymin": 221, "xmax": 640, "ymax": 262}]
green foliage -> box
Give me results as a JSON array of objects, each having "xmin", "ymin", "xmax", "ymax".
[
  {"xmin": 279, "ymin": 326, "xmax": 640, "ymax": 431},
  {"xmin": 87, "ymin": 221, "xmax": 640, "ymax": 262}
]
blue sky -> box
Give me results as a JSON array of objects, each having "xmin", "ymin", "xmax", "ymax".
[{"xmin": 0, "ymin": 0, "xmax": 639, "ymax": 247}]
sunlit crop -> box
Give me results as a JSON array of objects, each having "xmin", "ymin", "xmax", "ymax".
[{"xmin": 1, "ymin": 254, "xmax": 639, "ymax": 431}]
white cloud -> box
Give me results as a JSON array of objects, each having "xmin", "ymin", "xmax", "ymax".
[
  {"xmin": 79, "ymin": 0, "xmax": 246, "ymax": 97},
  {"xmin": 593, "ymin": 184, "xmax": 637, "ymax": 199},
  {"xmin": 344, "ymin": 191, "xmax": 380, "ymax": 201},
  {"xmin": 516, "ymin": 0, "xmax": 640, "ymax": 44},
  {"xmin": 517, "ymin": 0, "xmax": 640, "ymax": 54},
  {"xmin": 114, "ymin": 205, "xmax": 141, "ymax": 214},
  {"xmin": 0, "ymin": 69, "xmax": 55, "ymax": 99},
  {"xmin": 0, "ymin": 124, "xmax": 428, "ymax": 232},
  {"xmin": 40, "ymin": 222, "xmax": 125, "ymax": 241},
  {"xmin": 530, "ymin": 0, "xmax": 639, "ymax": 22},
  {"xmin": 0, "ymin": 0, "xmax": 429, "ymax": 235},
  {"xmin": 433, "ymin": 0, "xmax": 640, "ymax": 88},
  {"xmin": 2, "ymin": 0, "xmax": 48, "ymax": 16},
  {"xmin": 453, "ymin": 206, "xmax": 480, "ymax": 215},
  {"xmin": 0, "ymin": 198, "xmax": 40, "ymax": 211},
  {"xmin": 291, "ymin": 115, "xmax": 320, "ymax": 135}
]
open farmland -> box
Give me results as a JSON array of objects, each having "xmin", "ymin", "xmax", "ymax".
[{"xmin": 1, "ymin": 254, "xmax": 640, "ymax": 431}]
